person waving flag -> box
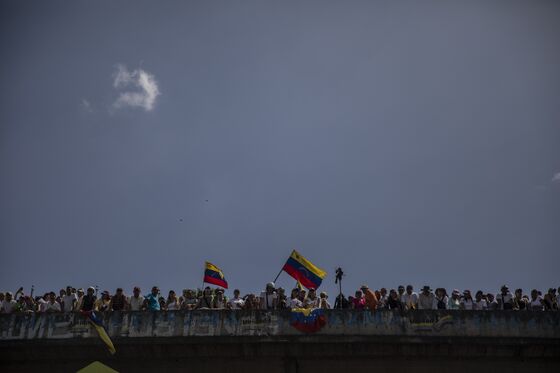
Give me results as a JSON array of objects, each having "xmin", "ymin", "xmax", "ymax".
[
  {"xmin": 281, "ymin": 250, "xmax": 326, "ymax": 289},
  {"xmin": 203, "ymin": 261, "xmax": 228, "ymax": 289}
]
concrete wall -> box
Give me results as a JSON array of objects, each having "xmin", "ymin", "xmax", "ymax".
[
  {"xmin": 1, "ymin": 309, "xmax": 559, "ymax": 340},
  {"xmin": 2, "ymin": 310, "xmax": 559, "ymax": 373}
]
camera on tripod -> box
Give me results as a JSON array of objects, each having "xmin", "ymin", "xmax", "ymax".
[{"xmin": 335, "ymin": 267, "xmax": 344, "ymax": 284}]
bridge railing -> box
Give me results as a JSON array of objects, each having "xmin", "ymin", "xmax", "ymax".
[{"xmin": 1, "ymin": 309, "xmax": 559, "ymax": 340}]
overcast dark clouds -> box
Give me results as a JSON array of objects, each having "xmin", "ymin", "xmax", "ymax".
[{"xmin": 1, "ymin": 1, "xmax": 559, "ymax": 298}]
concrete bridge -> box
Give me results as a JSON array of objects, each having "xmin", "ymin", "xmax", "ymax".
[{"xmin": 2, "ymin": 310, "xmax": 559, "ymax": 372}]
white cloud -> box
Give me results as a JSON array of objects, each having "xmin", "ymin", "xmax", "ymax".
[
  {"xmin": 112, "ymin": 64, "xmax": 160, "ymax": 111},
  {"xmin": 81, "ymin": 99, "xmax": 93, "ymax": 112},
  {"xmin": 552, "ymin": 172, "xmax": 560, "ymax": 183}
]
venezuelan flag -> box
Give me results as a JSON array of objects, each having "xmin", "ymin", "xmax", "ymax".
[
  {"xmin": 282, "ymin": 250, "xmax": 326, "ymax": 289},
  {"xmin": 290, "ymin": 308, "xmax": 327, "ymax": 333},
  {"xmin": 82, "ymin": 311, "xmax": 116, "ymax": 355},
  {"xmin": 203, "ymin": 261, "xmax": 228, "ymax": 289}
]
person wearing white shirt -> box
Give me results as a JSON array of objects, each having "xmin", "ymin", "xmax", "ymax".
[
  {"xmin": 417, "ymin": 286, "xmax": 437, "ymax": 310},
  {"xmin": 378, "ymin": 288, "xmax": 389, "ymax": 309},
  {"xmin": 1, "ymin": 292, "xmax": 17, "ymax": 314},
  {"xmin": 319, "ymin": 292, "xmax": 331, "ymax": 309},
  {"xmin": 62, "ymin": 286, "xmax": 77, "ymax": 313},
  {"xmin": 212, "ymin": 289, "xmax": 226, "ymax": 309},
  {"xmin": 529, "ymin": 289, "xmax": 544, "ymax": 311},
  {"xmin": 496, "ymin": 285, "xmax": 514, "ymax": 310},
  {"xmin": 76, "ymin": 289, "xmax": 85, "ymax": 311},
  {"xmin": 401, "ymin": 285, "xmax": 418, "ymax": 310},
  {"xmin": 129, "ymin": 287, "xmax": 145, "ymax": 311},
  {"xmin": 474, "ymin": 291, "xmax": 487, "ymax": 310},
  {"xmin": 166, "ymin": 290, "xmax": 180, "ymax": 311},
  {"xmin": 45, "ymin": 292, "xmax": 61, "ymax": 313},
  {"xmin": 304, "ymin": 288, "xmax": 320, "ymax": 308},
  {"xmin": 460, "ymin": 290, "xmax": 475, "ymax": 310},
  {"xmin": 227, "ymin": 289, "xmax": 245, "ymax": 310},
  {"xmin": 486, "ymin": 293, "xmax": 499, "ymax": 310},
  {"xmin": 288, "ymin": 288, "xmax": 303, "ymax": 309},
  {"xmin": 36, "ymin": 295, "xmax": 48, "ymax": 313}
]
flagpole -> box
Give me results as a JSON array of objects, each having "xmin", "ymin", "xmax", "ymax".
[
  {"xmin": 201, "ymin": 262, "xmax": 206, "ymax": 293},
  {"xmin": 274, "ymin": 250, "xmax": 293, "ymax": 283},
  {"xmin": 273, "ymin": 267, "xmax": 284, "ymax": 284}
]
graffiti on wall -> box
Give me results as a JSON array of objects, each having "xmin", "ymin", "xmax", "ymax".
[{"xmin": 1, "ymin": 310, "xmax": 558, "ymax": 341}]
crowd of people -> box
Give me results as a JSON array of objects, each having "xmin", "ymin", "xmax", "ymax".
[{"xmin": 1, "ymin": 284, "xmax": 559, "ymax": 314}]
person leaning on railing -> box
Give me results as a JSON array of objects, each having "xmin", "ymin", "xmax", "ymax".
[
  {"xmin": 80, "ymin": 287, "xmax": 96, "ymax": 312},
  {"xmin": 143, "ymin": 286, "xmax": 161, "ymax": 311},
  {"xmin": 45, "ymin": 292, "xmax": 61, "ymax": 313},
  {"xmin": 128, "ymin": 287, "xmax": 144, "ymax": 311},
  {"xmin": 2, "ymin": 285, "xmax": 559, "ymax": 313},
  {"xmin": 110, "ymin": 288, "xmax": 128, "ymax": 311}
]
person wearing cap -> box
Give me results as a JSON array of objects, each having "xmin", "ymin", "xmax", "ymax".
[
  {"xmin": 129, "ymin": 287, "xmax": 144, "ymax": 311},
  {"xmin": 418, "ymin": 286, "xmax": 436, "ymax": 310},
  {"xmin": 80, "ymin": 287, "xmax": 97, "ymax": 312},
  {"xmin": 319, "ymin": 292, "xmax": 331, "ymax": 309},
  {"xmin": 448, "ymin": 289, "xmax": 461, "ymax": 310},
  {"xmin": 260, "ymin": 282, "xmax": 278, "ymax": 310},
  {"xmin": 212, "ymin": 288, "xmax": 226, "ymax": 309},
  {"xmin": 401, "ymin": 285, "xmax": 418, "ymax": 310},
  {"xmin": 75, "ymin": 288, "xmax": 85, "ymax": 311},
  {"xmin": 460, "ymin": 290, "xmax": 474, "ymax": 310},
  {"xmin": 496, "ymin": 285, "xmax": 514, "ymax": 310},
  {"xmin": 95, "ymin": 290, "xmax": 111, "ymax": 312},
  {"xmin": 360, "ymin": 284, "xmax": 378, "ymax": 311}
]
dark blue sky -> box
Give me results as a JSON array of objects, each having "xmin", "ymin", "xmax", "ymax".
[{"xmin": 1, "ymin": 0, "xmax": 559, "ymax": 298}]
